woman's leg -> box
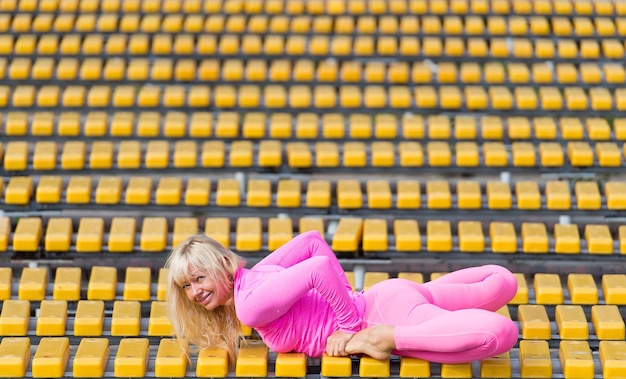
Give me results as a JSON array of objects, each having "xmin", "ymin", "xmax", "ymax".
[
  {"xmin": 422, "ymin": 264, "xmax": 518, "ymax": 311},
  {"xmin": 347, "ymin": 277, "xmax": 519, "ymax": 363}
]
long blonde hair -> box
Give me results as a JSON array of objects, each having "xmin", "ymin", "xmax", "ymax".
[{"xmin": 165, "ymin": 234, "xmax": 246, "ymax": 367}]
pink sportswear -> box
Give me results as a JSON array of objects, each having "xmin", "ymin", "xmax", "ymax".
[{"xmin": 234, "ymin": 230, "xmax": 519, "ymax": 363}]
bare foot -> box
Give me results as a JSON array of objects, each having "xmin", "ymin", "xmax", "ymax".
[{"xmin": 345, "ymin": 325, "xmax": 396, "ymax": 360}]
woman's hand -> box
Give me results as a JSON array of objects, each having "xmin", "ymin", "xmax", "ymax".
[{"xmin": 326, "ymin": 330, "xmax": 354, "ymax": 357}]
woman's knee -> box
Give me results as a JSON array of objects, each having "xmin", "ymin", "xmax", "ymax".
[
  {"xmin": 483, "ymin": 265, "xmax": 518, "ymax": 302},
  {"xmin": 498, "ymin": 318, "xmax": 519, "ymax": 352}
]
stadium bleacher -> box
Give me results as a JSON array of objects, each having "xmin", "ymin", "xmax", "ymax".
[{"xmin": 2, "ymin": 0, "xmax": 626, "ymax": 377}]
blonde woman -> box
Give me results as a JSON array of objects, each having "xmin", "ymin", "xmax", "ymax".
[{"xmin": 166, "ymin": 230, "xmax": 519, "ymax": 366}]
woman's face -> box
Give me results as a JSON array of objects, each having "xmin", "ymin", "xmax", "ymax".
[{"xmin": 182, "ymin": 267, "xmax": 231, "ymax": 310}]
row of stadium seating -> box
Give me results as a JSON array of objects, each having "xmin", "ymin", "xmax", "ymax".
[
  {"xmin": 3, "ymin": 140, "xmax": 626, "ymax": 171},
  {"xmin": 2, "ymin": 84, "xmax": 626, "ymax": 111},
  {"xmin": 3, "ymin": 13, "xmax": 626, "ymax": 37},
  {"xmin": 1, "ymin": 337, "xmax": 624, "ymax": 378},
  {"xmin": 1, "ymin": 34, "xmax": 626, "ymax": 59},
  {"xmin": 6, "ymin": 59, "xmax": 626, "ymax": 85},
  {"xmin": 2, "ymin": 216, "xmax": 625, "ymax": 254},
  {"xmin": 2, "ymin": 299, "xmax": 623, "ymax": 340},
  {"xmin": 2, "ymin": 112, "xmax": 625, "ymax": 140},
  {"xmin": 1, "ymin": 0, "xmax": 623, "ymax": 16},
  {"xmin": 3, "ymin": 176, "xmax": 626, "ymax": 211},
  {"xmin": 3, "ymin": 264, "xmax": 626, "ymax": 304}
]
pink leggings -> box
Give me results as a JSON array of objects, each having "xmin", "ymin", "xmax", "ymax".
[{"xmin": 362, "ymin": 265, "xmax": 519, "ymax": 363}]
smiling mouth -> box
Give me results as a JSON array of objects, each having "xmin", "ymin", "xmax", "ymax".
[{"xmin": 197, "ymin": 292, "xmax": 212, "ymax": 305}]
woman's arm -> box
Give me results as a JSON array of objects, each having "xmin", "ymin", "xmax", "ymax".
[
  {"xmin": 255, "ymin": 230, "xmax": 352, "ymax": 292},
  {"xmin": 236, "ymin": 255, "xmax": 361, "ymax": 333}
]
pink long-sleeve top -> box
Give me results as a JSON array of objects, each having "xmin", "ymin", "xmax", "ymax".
[{"xmin": 233, "ymin": 231, "xmax": 365, "ymax": 357}]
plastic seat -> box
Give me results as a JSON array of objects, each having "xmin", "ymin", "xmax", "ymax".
[
  {"xmin": 567, "ymin": 142, "xmax": 593, "ymax": 167},
  {"xmin": 35, "ymin": 300, "xmax": 67, "ymax": 336},
  {"xmin": 145, "ymin": 141, "xmax": 169, "ymax": 168},
  {"xmin": 13, "ymin": 217, "xmax": 42, "ymax": 252},
  {"xmin": 140, "ymin": 217, "xmax": 168, "ymax": 252},
  {"xmin": 556, "ymin": 305, "xmax": 589, "ymax": 340},
  {"xmin": 599, "ymin": 341, "xmax": 626, "ymax": 378},
  {"xmin": 45, "ymin": 218, "xmax": 73, "ymax": 252},
  {"xmin": 366, "ymin": 180, "xmax": 392, "ymax": 209},
  {"xmin": 0, "ymin": 337, "xmax": 31, "ymax": 376},
  {"xmin": 426, "ymin": 142, "xmax": 451, "ymax": 167},
  {"xmin": 73, "ymin": 338, "xmax": 109, "ymax": 378},
  {"xmin": 95, "ymin": 177, "xmax": 122, "ymax": 205},
  {"xmin": 32, "ymin": 337, "xmax": 70, "ymax": 377},
  {"xmin": 18, "ymin": 267, "xmax": 47, "ymax": 300},
  {"xmin": 393, "ymin": 219, "xmax": 420, "ymax": 252},
  {"xmin": 518, "ymin": 304, "xmax": 551, "ymax": 339},
  {"xmin": 560, "ymin": 341, "xmax": 594, "ymax": 378},
  {"xmin": 0, "ymin": 217, "xmax": 11, "ymax": 254},
  {"xmin": 5, "ymin": 176, "xmax": 33, "ymax": 205},
  {"xmin": 534, "ymin": 273, "xmax": 564, "ymax": 304},
  {"xmin": 74, "ymin": 300, "xmax": 105, "ymax": 336},
  {"xmin": 457, "ymin": 221, "xmax": 484, "ymax": 252},
  {"xmin": 426, "ymin": 181, "xmax": 451, "ymax": 209},
  {"xmin": 554, "ymin": 224, "xmax": 580, "ymax": 254},
  {"xmin": 592, "ymin": 306, "xmax": 625, "ymax": 340},
  {"xmin": 519, "ymin": 340, "xmax": 552, "ymax": 377},
  {"xmin": 575, "ymin": 182, "xmax": 601, "ymax": 210},
  {"xmin": 362, "ymin": 220, "xmax": 388, "ymax": 252},
  {"xmin": 114, "ymin": 338, "xmax": 150, "ymax": 377},
  {"xmin": 483, "ymin": 142, "xmax": 508, "ymax": 167}
]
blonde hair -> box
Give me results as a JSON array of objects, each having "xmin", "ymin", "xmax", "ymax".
[{"xmin": 165, "ymin": 234, "xmax": 246, "ymax": 367}]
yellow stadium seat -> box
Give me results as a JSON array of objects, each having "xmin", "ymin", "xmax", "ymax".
[
  {"xmin": 556, "ymin": 305, "xmax": 589, "ymax": 340},
  {"xmin": 394, "ymin": 219, "xmax": 421, "ymax": 252},
  {"xmin": 124, "ymin": 267, "xmax": 151, "ymax": 301},
  {"xmin": 599, "ymin": 341, "xmax": 626, "ymax": 378},
  {"xmin": 365, "ymin": 180, "xmax": 391, "ymax": 209},
  {"xmin": 52, "ymin": 266, "xmax": 81, "ymax": 300},
  {"xmin": 95, "ymin": 177, "xmax": 122, "ymax": 204},
  {"xmin": 74, "ymin": 300, "xmax": 105, "ymax": 336},
  {"xmin": 319, "ymin": 353, "xmax": 352, "ymax": 377},
  {"xmin": 592, "ymin": 306, "xmax": 625, "ymax": 340},
  {"xmin": 486, "ymin": 181, "xmax": 512, "ymax": 209},
  {"xmin": 13, "ymin": 217, "xmax": 42, "ymax": 252},
  {"xmin": 606, "ymin": 182, "xmax": 626, "ymax": 209},
  {"xmin": 480, "ymin": 352, "xmax": 511, "ymax": 378},
  {"xmin": 559, "ymin": 341, "xmax": 594, "ymax": 378},
  {"xmin": 519, "ymin": 340, "xmax": 552, "ymax": 378},
  {"xmin": 0, "ymin": 337, "xmax": 30, "ymax": 376},
  {"xmin": 87, "ymin": 266, "xmax": 116, "ymax": 301},
  {"xmin": 534, "ymin": 273, "xmax": 564, "ymax": 304},
  {"xmin": 0, "ymin": 299, "xmax": 30, "ymax": 336},
  {"xmin": 518, "ymin": 304, "xmax": 551, "ymax": 339},
  {"xmin": 426, "ymin": 220, "xmax": 452, "ymax": 252},
  {"xmin": 585, "ymin": 225, "xmax": 613, "ymax": 255},
  {"xmin": 554, "ymin": 224, "xmax": 580, "ymax": 254},
  {"xmin": 0, "ymin": 266, "xmax": 10, "ymax": 298},
  {"xmin": 458, "ymin": 221, "xmax": 484, "ymax": 252},
  {"xmin": 18, "ymin": 267, "xmax": 47, "ymax": 300},
  {"xmin": 114, "ymin": 338, "xmax": 150, "ymax": 377},
  {"xmin": 36, "ymin": 300, "xmax": 68, "ymax": 336},
  {"xmin": 426, "ymin": 180, "xmax": 451, "ymax": 209},
  {"xmin": 32, "ymin": 337, "xmax": 70, "ymax": 378},
  {"xmin": 73, "ymin": 338, "xmax": 109, "ymax": 378},
  {"xmin": 5, "ymin": 176, "xmax": 33, "ymax": 205},
  {"xmin": 111, "ymin": 301, "xmax": 141, "ymax": 336},
  {"xmin": 235, "ymin": 217, "xmax": 262, "ymax": 251},
  {"xmin": 362, "ymin": 219, "xmax": 388, "ymax": 252},
  {"xmin": 44, "ymin": 218, "xmax": 73, "ymax": 251}
]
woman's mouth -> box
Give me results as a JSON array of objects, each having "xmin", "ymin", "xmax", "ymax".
[{"xmin": 197, "ymin": 292, "xmax": 212, "ymax": 305}]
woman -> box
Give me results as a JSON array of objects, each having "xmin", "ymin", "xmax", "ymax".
[{"xmin": 165, "ymin": 230, "xmax": 519, "ymax": 365}]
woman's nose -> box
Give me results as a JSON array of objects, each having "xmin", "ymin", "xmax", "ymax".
[{"xmin": 188, "ymin": 282, "xmax": 201, "ymax": 296}]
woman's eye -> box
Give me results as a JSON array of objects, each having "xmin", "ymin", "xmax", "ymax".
[
  {"xmin": 196, "ymin": 276, "xmax": 205, "ymax": 282},
  {"xmin": 182, "ymin": 284, "xmax": 190, "ymax": 289}
]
